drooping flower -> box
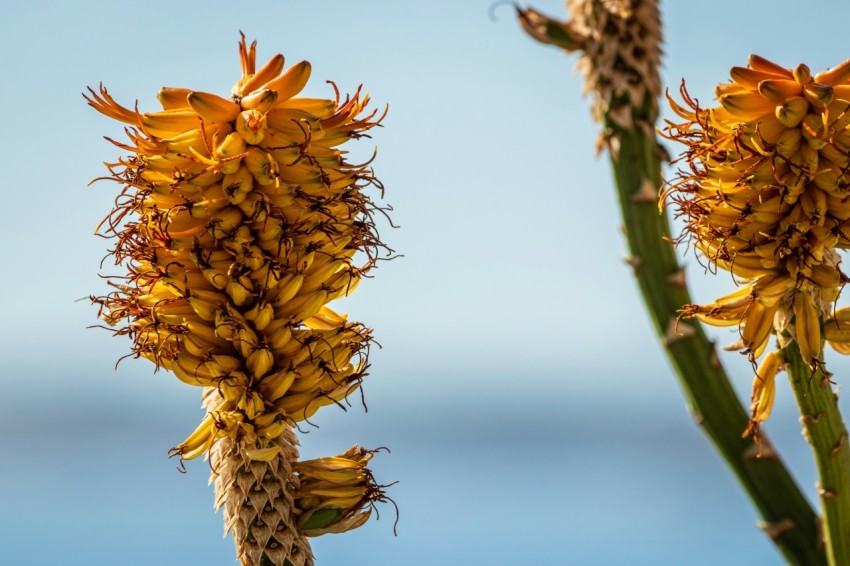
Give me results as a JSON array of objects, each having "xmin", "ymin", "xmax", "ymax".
[
  {"xmin": 88, "ymin": 35, "xmax": 392, "ymax": 565},
  {"xmin": 743, "ymin": 351, "xmax": 781, "ymax": 438},
  {"xmin": 293, "ymin": 445, "xmax": 393, "ymax": 537},
  {"xmin": 663, "ymin": 55, "xmax": 850, "ymax": 431}
]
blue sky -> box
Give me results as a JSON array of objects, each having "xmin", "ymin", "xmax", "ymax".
[{"xmin": 3, "ymin": 1, "xmax": 850, "ymax": 564}]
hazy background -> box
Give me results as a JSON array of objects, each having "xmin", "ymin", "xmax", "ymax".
[{"xmin": 3, "ymin": 1, "xmax": 850, "ymax": 564}]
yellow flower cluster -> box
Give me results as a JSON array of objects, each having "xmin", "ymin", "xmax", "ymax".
[
  {"xmin": 663, "ymin": 55, "xmax": 850, "ymax": 432},
  {"xmin": 88, "ymin": 36, "xmax": 392, "ymax": 563},
  {"xmin": 89, "ymin": 35, "xmax": 387, "ymax": 457}
]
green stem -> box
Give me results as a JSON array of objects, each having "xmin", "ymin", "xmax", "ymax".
[
  {"xmin": 781, "ymin": 341, "xmax": 850, "ymax": 566},
  {"xmin": 607, "ymin": 116, "xmax": 824, "ymax": 565}
]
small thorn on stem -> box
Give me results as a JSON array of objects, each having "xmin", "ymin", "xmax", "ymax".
[
  {"xmin": 623, "ymin": 255, "xmax": 643, "ymax": 273},
  {"xmin": 817, "ymin": 483, "xmax": 837, "ymax": 500},
  {"xmin": 801, "ymin": 413, "xmax": 824, "ymax": 426},
  {"xmin": 666, "ymin": 267, "xmax": 686, "ymax": 289},
  {"xmin": 756, "ymin": 518, "xmax": 796, "ymax": 540},
  {"xmin": 631, "ymin": 178, "xmax": 658, "ymax": 203},
  {"xmin": 831, "ymin": 432, "xmax": 848, "ymax": 458}
]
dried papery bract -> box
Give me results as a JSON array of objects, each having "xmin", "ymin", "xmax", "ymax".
[
  {"xmin": 662, "ymin": 55, "xmax": 850, "ymax": 433},
  {"xmin": 88, "ymin": 35, "xmax": 393, "ymax": 565}
]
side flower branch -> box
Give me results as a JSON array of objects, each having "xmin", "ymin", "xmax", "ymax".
[
  {"xmin": 516, "ymin": 2, "xmax": 825, "ymax": 564},
  {"xmin": 663, "ymin": 54, "xmax": 850, "ymax": 565}
]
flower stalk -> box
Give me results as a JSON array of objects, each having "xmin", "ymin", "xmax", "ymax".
[
  {"xmin": 517, "ymin": 2, "xmax": 824, "ymax": 563},
  {"xmin": 781, "ymin": 341, "xmax": 850, "ymax": 565}
]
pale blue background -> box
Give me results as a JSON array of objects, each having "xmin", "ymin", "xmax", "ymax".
[{"xmin": 3, "ymin": 1, "xmax": 850, "ymax": 564}]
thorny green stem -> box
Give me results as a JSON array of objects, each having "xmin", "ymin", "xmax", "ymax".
[
  {"xmin": 781, "ymin": 342, "xmax": 850, "ymax": 566},
  {"xmin": 605, "ymin": 111, "xmax": 824, "ymax": 566},
  {"xmin": 515, "ymin": 5, "xmax": 825, "ymax": 561}
]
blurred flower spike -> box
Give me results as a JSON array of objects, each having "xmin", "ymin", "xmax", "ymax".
[
  {"xmin": 662, "ymin": 54, "xmax": 850, "ymax": 433},
  {"xmin": 87, "ymin": 34, "xmax": 393, "ymax": 566},
  {"xmin": 517, "ymin": 0, "xmax": 662, "ymax": 153}
]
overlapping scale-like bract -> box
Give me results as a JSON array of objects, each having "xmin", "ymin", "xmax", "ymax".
[
  {"xmin": 663, "ymin": 55, "xmax": 850, "ymax": 434},
  {"xmin": 88, "ymin": 36, "xmax": 390, "ymax": 566}
]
